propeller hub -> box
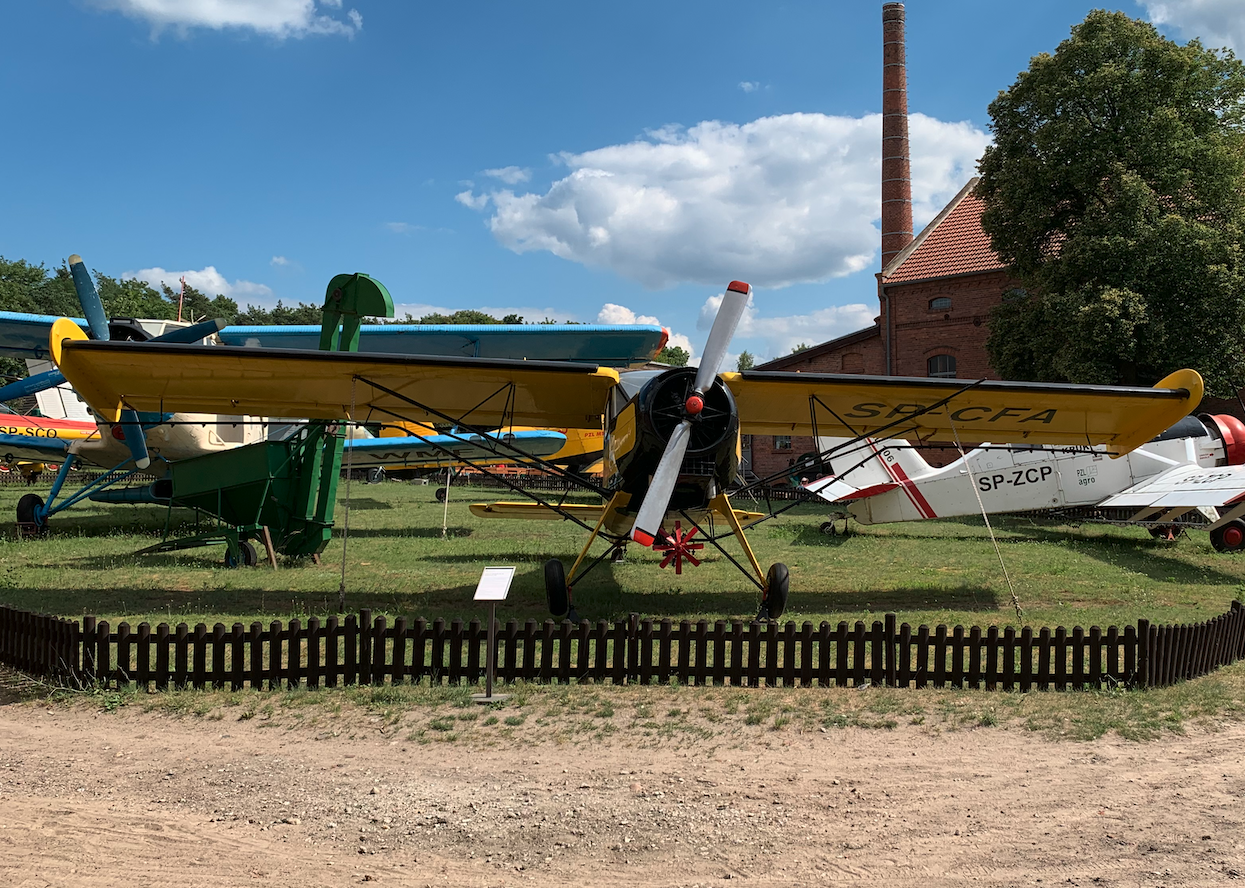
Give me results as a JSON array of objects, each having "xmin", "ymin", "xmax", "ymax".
[{"xmin": 685, "ymin": 395, "xmax": 704, "ymax": 415}]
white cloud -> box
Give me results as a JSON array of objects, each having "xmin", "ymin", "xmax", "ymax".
[
  {"xmin": 595, "ymin": 303, "xmax": 692, "ymax": 362},
  {"xmin": 697, "ymin": 290, "xmax": 875, "ymax": 361},
  {"xmin": 124, "ymin": 265, "xmax": 274, "ymax": 302},
  {"xmin": 454, "ymin": 191, "xmax": 491, "ymax": 211},
  {"xmin": 94, "ymin": 0, "xmax": 363, "ymax": 39},
  {"xmin": 739, "ymin": 81, "xmax": 759, "ymax": 93},
  {"xmin": 1142, "ymin": 0, "xmax": 1245, "ymax": 52},
  {"xmin": 482, "ymin": 166, "xmax": 532, "ymax": 185},
  {"xmin": 270, "ymin": 255, "xmax": 289, "ymax": 266},
  {"xmin": 596, "ymin": 303, "xmax": 660, "ymax": 326},
  {"xmin": 460, "ymin": 112, "xmax": 988, "ymax": 289}
]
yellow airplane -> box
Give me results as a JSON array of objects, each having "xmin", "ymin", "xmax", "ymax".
[{"xmin": 50, "ymin": 280, "xmax": 1204, "ymax": 620}]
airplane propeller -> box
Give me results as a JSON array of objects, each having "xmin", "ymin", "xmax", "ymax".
[{"xmin": 630, "ymin": 280, "xmax": 751, "ymax": 547}]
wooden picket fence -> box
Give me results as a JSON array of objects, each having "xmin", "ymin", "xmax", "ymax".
[{"xmin": 3, "ymin": 601, "xmax": 1245, "ymax": 692}]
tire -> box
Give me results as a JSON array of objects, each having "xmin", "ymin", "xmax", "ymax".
[
  {"xmin": 544, "ymin": 558, "xmax": 569, "ymax": 617},
  {"xmin": 435, "ymin": 487, "xmax": 448, "ymax": 503},
  {"xmin": 16, "ymin": 493, "xmax": 46, "ymax": 533},
  {"xmin": 367, "ymin": 467, "xmax": 385, "ymax": 484},
  {"xmin": 764, "ymin": 562, "xmax": 790, "ymax": 621},
  {"xmin": 225, "ymin": 540, "xmax": 260, "ymax": 568},
  {"xmin": 819, "ymin": 521, "xmax": 837, "ymax": 536},
  {"xmin": 1210, "ymin": 520, "xmax": 1245, "ymax": 553}
]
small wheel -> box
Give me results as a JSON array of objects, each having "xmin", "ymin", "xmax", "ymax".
[
  {"xmin": 762, "ymin": 562, "xmax": 790, "ymax": 621},
  {"xmin": 367, "ymin": 467, "xmax": 385, "ymax": 484},
  {"xmin": 1210, "ymin": 520, "xmax": 1245, "ymax": 553},
  {"xmin": 225, "ymin": 540, "xmax": 260, "ymax": 568},
  {"xmin": 544, "ymin": 558, "xmax": 569, "ymax": 617},
  {"xmin": 435, "ymin": 487, "xmax": 448, "ymax": 502},
  {"xmin": 819, "ymin": 521, "xmax": 837, "ymax": 536},
  {"xmin": 16, "ymin": 493, "xmax": 47, "ymax": 534}
]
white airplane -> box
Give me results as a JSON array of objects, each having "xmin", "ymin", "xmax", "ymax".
[{"xmin": 804, "ymin": 412, "xmax": 1245, "ymax": 552}]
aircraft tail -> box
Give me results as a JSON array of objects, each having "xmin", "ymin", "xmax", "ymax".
[{"xmin": 804, "ymin": 436, "xmax": 936, "ymax": 503}]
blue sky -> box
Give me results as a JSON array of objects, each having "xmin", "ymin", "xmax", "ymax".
[{"xmin": 3, "ymin": 0, "xmax": 1242, "ymax": 364}]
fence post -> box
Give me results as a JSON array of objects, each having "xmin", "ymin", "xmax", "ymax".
[
  {"xmin": 884, "ymin": 614, "xmax": 897, "ymax": 687},
  {"xmin": 1136, "ymin": 618, "xmax": 1150, "ymax": 688},
  {"xmin": 82, "ymin": 615, "xmax": 96, "ymax": 684}
]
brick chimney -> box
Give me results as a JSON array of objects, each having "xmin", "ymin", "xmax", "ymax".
[{"xmin": 881, "ymin": 2, "xmax": 913, "ymax": 269}]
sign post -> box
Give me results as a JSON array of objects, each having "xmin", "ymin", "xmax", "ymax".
[{"xmin": 472, "ymin": 566, "xmax": 514, "ymax": 704}]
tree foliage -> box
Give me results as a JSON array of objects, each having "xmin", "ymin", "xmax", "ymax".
[
  {"xmin": 978, "ymin": 10, "xmax": 1245, "ymax": 393},
  {"xmin": 736, "ymin": 350, "xmax": 755, "ymax": 371},
  {"xmin": 657, "ymin": 345, "xmax": 689, "ymax": 366}
]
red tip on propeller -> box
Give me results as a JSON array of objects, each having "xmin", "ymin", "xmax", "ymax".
[{"xmin": 685, "ymin": 395, "xmax": 704, "ymax": 415}]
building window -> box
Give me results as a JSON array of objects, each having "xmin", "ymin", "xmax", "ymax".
[
  {"xmin": 927, "ymin": 354, "xmax": 957, "ymax": 378},
  {"xmin": 929, "ymin": 296, "xmax": 952, "ymax": 311},
  {"xmin": 773, "ymin": 435, "xmax": 792, "ymax": 450}
]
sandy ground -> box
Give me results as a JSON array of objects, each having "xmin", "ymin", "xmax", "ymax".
[{"xmin": 1, "ymin": 691, "xmax": 1244, "ymax": 888}]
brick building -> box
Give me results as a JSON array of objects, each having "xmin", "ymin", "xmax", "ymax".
[{"xmin": 746, "ymin": 3, "xmax": 1023, "ymax": 484}]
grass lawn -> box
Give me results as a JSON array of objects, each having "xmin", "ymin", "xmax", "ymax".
[
  {"xmin": 0, "ymin": 474, "xmax": 1240, "ymax": 632},
  {"xmin": 5, "ymin": 474, "xmax": 1245, "ymax": 740}
]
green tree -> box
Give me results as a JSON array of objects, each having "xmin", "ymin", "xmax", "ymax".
[
  {"xmin": 978, "ymin": 10, "xmax": 1245, "ymax": 393},
  {"xmin": 736, "ymin": 350, "xmax": 755, "ymax": 371},
  {"xmin": 790, "ymin": 343, "xmax": 810, "ymax": 354},
  {"xmin": 657, "ymin": 345, "xmax": 689, "ymax": 366}
]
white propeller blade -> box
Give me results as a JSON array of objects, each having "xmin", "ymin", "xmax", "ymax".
[
  {"xmin": 630, "ymin": 280, "xmax": 752, "ymax": 547},
  {"xmin": 631, "ymin": 420, "xmax": 692, "ymax": 546},
  {"xmin": 694, "ymin": 280, "xmax": 750, "ymax": 393}
]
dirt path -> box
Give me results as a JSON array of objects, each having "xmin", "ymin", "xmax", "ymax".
[{"xmin": 1, "ymin": 701, "xmax": 1243, "ymax": 887}]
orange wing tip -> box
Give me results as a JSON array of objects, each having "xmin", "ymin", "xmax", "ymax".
[{"xmin": 632, "ymin": 529, "xmax": 655, "ymax": 547}]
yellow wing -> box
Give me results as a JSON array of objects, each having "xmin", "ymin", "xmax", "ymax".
[
  {"xmin": 52, "ymin": 319, "xmax": 616, "ymax": 430},
  {"xmin": 723, "ymin": 369, "xmax": 1204, "ymax": 454}
]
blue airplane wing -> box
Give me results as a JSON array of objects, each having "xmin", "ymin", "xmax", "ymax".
[
  {"xmin": 218, "ymin": 323, "xmax": 667, "ymax": 367},
  {"xmin": 0, "ymin": 431, "xmax": 72, "ymax": 463},
  {"xmin": 0, "ymin": 312, "xmax": 88, "ymax": 360},
  {"xmin": 342, "ymin": 429, "xmax": 566, "ymax": 468}
]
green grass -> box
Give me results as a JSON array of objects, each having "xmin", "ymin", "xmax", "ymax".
[
  {"xmin": 7, "ymin": 475, "xmax": 1245, "ymax": 740},
  {"xmin": 0, "ymin": 477, "xmax": 1240, "ymax": 633}
]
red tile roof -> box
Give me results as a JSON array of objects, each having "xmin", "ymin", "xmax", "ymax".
[{"xmin": 883, "ymin": 184, "xmax": 1006, "ymax": 283}]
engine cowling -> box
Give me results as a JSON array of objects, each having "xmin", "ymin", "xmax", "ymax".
[{"xmin": 1201, "ymin": 413, "xmax": 1245, "ymax": 466}]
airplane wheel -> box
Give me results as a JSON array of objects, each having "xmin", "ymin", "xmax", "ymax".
[
  {"xmin": 435, "ymin": 487, "xmax": 448, "ymax": 503},
  {"xmin": 544, "ymin": 559, "xmax": 569, "ymax": 617},
  {"xmin": 225, "ymin": 540, "xmax": 260, "ymax": 568},
  {"xmin": 16, "ymin": 494, "xmax": 47, "ymax": 534},
  {"xmin": 761, "ymin": 562, "xmax": 790, "ymax": 621},
  {"xmin": 820, "ymin": 521, "xmax": 837, "ymax": 536},
  {"xmin": 367, "ymin": 467, "xmax": 386, "ymax": 484},
  {"xmin": 1210, "ymin": 520, "xmax": 1245, "ymax": 553}
]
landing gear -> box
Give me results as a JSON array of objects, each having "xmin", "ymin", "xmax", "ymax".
[
  {"xmin": 225, "ymin": 540, "xmax": 260, "ymax": 568},
  {"xmin": 544, "ymin": 558, "xmax": 569, "ymax": 617},
  {"xmin": 1210, "ymin": 520, "xmax": 1245, "ymax": 553},
  {"xmin": 435, "ymin": 487, "xmax": 448, "ymax": 502},
  {"xmin": 820, "ymin": 521, "xmax": 837, "ymax": 535},
  {"xmin": 1149, "ymin": 525, "xmax": 1182, "ymax": 541},
  {"xmin": 16, "ymin": 493, "xmax": 47, "ymax": 536},
  {"xmin": 756, "ymin": 562, "xmax": 789, "ymax": 622}
]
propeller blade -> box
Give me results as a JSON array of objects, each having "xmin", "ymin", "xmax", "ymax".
[
  {"xmin": 693, "ymin": 280, "xmax": 750, "ymax": 394},
  {"xmin": 68, "ymin": 253, "xmax": 153, "ymax": 468},
  {"xmin": 149, "ymin": 317, "xmax": 227, "ymax": 343},
  {"xmin": 0, "ymin": 368, "xmax": 68, "ymax": 403},
  {"xmin": 67, "ymin": 254, "xmax": 110, "ymax": 341},
  {"xmin": 631, "ymin": 419, "xmax": 692, "ymax": 547}
]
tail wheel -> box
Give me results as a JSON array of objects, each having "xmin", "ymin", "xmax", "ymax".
[
  {"xmin": 1210, "ymin": 520, "xmax": 1245, "ymax": 553},
  {"xmin": 435, "ymin": 487, "xmax": 448, "ymax": 502},
  {"xmin": 819, "ymin": 521, "xmax": 837, "ymax": 536},
  {"xmin": 16, "ymin": 494, "xmax": 47, "ymax": 534},
  {"xmin": 761, "ymin": 562, "xmax": 790, "ymax": 621},
  {"xmin": 544, "ymin": 559, "xmax": 569, "ymax": 617},
  {"xmin": 225, "ymin": 540, "xmax": 260, "ymax": 568}
]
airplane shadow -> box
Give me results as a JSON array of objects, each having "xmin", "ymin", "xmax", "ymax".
[{"xmin": 339, "ymin": 497, "xmax": 393, "ymax": 511}]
